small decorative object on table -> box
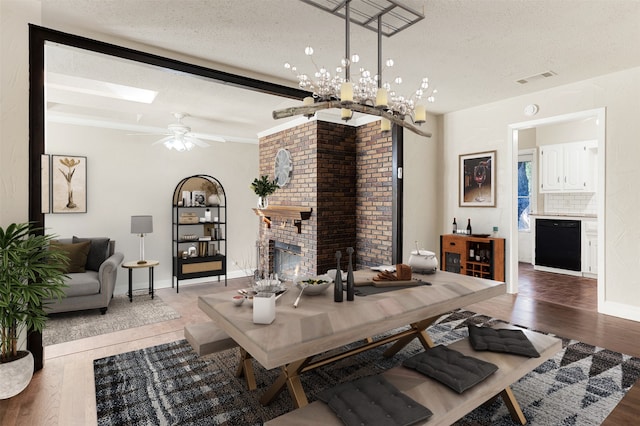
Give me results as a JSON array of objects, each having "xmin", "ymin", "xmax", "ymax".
[
  {"xmin": 346, "ymin": 247, "xmax": 355, "ymax": 301},
  {"xmin": 334, "ymin": 250, "xmax": 343, "ymax": 302}
]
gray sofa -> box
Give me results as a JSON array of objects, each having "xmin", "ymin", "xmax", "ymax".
[{"xmin": 44, "ymin": 237, "xmax": 124, "ymax": 315}]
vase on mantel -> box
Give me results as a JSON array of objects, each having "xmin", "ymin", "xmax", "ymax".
[{"xmin": 257, "ymin": 196, "xmax": 269, "ymax": 209}]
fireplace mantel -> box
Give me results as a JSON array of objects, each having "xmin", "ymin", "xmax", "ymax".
[{"xmin": 252, "ymin": 206, "xmax": 313, "ymax": 233}]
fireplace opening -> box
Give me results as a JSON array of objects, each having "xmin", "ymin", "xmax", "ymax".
[{"xmin": 273, "ymin": 241, "xmax": 302, "ymax": 281}]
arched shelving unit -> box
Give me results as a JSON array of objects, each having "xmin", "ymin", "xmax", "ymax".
[{"xmin": 172, "ymin": 174, "xmax": 227, "ymax": 292}]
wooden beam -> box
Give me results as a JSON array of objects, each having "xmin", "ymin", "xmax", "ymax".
[{"xmin": 272, "ymin": 101, "xmax": 433, "ymax": 138}]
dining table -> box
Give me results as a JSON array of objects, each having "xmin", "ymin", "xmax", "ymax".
[{"xmin": 198, "ymin": 269, "xmax": 506, "ymax": 408}]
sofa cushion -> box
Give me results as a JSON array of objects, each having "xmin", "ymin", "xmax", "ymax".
[
  {"xmin": 317, "ymin": 374, "xmax": 433, "ymax": 426},
  {"xmin": 63, "ymin": 271, "xmax": 101, "ymax": 296},
  {"xmin": 403, "ymin": 345, "xmax": 498, "ymax": 394},
  {"xmin": 50, "ymin": 240, "xmax": 91, "ymax": 273},
  {"xmin": 72, "ymin": 236, "xmax": 111, "ymax": 272},
  {"xmin": 468, "ymin": 325, "xmax": 540, "ymax": 358}
]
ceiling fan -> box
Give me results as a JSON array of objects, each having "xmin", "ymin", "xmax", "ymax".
[{"xmin": 151, "ymin": 112, "xmax": 218, "ymax": 151}]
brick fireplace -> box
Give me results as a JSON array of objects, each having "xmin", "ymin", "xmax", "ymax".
[{"xmin": 257, "ymin": 119, "xmax": 393, "ymax": 276}]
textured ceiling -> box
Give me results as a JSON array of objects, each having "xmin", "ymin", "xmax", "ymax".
[{"xmin": 40, "ymin": 0, "xmax": 640, "ymax": 143}]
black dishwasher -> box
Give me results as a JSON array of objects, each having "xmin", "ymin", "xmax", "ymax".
[{"xmin": 535, "ymin": 219, "xmax": 581, "ymax": 271}]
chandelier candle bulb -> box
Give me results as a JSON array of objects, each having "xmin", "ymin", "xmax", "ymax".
[
  {"xmin": 375, "ymin": 88, "xmax": 388, "ymax": 107},
  {"xmin": 302, "ymin": 97, "xmax": 314, "ymax": 106},
  {"xmin": 414, "ymin": 105, "xmax": 426, "ymax": 124},
  {"xmin": 380, "ymin": 117, "xmax": 391, "ymax": 132},
  {"xmin": 340, "ymin": 82, "xmax": 353, "ymax": 102}
]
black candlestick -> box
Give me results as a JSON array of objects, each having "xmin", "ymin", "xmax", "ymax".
[
  {"xmin": 334, "ymin": 251, "xmax": 343, "ymax": 302},
  {"xmin": 346, "ymin": 247, "xmax": 354, "ymax": 301}
]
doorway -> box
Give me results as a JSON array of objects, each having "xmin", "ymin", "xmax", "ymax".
[{"xmin": 508, "ymin": 108, "xmax": 605, "ymax": 312}]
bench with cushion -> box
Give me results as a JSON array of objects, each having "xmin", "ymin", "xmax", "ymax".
[
  {"xmin": 265, "ymin": 326, "xmax": 561, "ymax": 426},
  {"xmin": 44, "ymin": 236, "xmax": 124, "ymax": 315}
]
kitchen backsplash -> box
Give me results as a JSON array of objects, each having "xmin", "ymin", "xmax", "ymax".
[{"xmin": 544, "ymin": 193, "xmax": 597, "ymax": 215}]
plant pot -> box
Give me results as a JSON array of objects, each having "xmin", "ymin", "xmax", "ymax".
[
  {"xmin": 0, "ymin": 350, "xmax": 34, "ymax": 399},
  {"xmin": 207, "ymin": 194, "xmax": 220, "ymax": 206},
  {"xmin": 257, "ymin": 196, "xmax": 269, "ymax": 209}
]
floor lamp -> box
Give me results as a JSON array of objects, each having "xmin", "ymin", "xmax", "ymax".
[{"xmin": 131, "ymin": 215, "xmax": 153, "ymax": 264}]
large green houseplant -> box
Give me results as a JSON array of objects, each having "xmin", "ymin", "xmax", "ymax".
[{"xmin": 0, "ymin": 223, "xmax": 68, "ymax": 398}]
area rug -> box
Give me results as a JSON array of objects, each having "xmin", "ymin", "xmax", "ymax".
[
  {"xmin": 94, "ymin": 310, "xmax": 640, "ymax": 425},
  {"xmin": 44, "ymin": 294, "xmax": 181, "ymax": 346}
]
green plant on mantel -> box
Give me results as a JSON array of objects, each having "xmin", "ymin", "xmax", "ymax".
[
  {"xmin": 0, "ymin": 223, "xmax": 68, "ymax": 362},
  {"xmin": 250, "ymin": 175, "xmax": 279, "ymax": 197}
]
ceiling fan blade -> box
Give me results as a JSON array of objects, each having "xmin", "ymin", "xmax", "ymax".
[
  {"xmin": 185, "ymin": 136, "xmax": 210, "ymax": 148},
  {"xmin": 151, "ymin": 135, "xmax": 175, "ymax": 145}
]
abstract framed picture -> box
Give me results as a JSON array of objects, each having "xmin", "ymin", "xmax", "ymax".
[
  {"xmin": 51, "ymin": 155, "xmax": 87, "ymax": 213},
  {"xmin": 459, "ymin": 150, "xmax": 495, "ymax": 207}
]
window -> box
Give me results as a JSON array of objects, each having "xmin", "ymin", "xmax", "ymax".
[{"xmin": 518, "ymin": 152, "xmax": 535, "ymax": 231}]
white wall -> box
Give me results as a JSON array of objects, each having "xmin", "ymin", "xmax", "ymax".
[
  {"xmin": 402, "ymin": 114, "xmax": 442, "ymax": 260},
  {"xmin": 442, "ymin": 66, "xmax": 640, "ymax": 321},
  {"xmin": 45, "ymin": 123, "xmax": 259, "ymax": 294}
]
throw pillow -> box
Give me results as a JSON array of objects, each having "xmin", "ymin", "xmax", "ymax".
[
  {"xmin": 317, "ymin": 374, "xmax": 433, "ymax": 426},
  {"xmin": 50, "ymin": 240, "xmax": 91, "ymax": 273},
  {"xmin": 468, "ymin": 325, "xmax": 541, "ymax": 358},
  {"xmin": 72, "ymin": 236, "xmax": 111, "ymax": 272},
  {"xmin": 403, "ymin": 345, "xmax": 498, "ymax": 394}
]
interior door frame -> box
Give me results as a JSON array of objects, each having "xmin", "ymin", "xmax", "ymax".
[{"xmin": 507, "ymin": 108, "xmax": 605, "ymax": 306}]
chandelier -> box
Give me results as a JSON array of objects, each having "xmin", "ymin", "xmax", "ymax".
[{"xmin": 272, "ymin": 0, "xmax": 436, "ymax": 138}]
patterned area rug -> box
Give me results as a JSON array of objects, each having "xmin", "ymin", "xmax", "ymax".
[
  {"xmin": 44, "ymin": 294, "xmax": 180, "ymax": 346},
  {"xmin": 94, "ymin": 310, "xmax": 640, "ymax": 425}
]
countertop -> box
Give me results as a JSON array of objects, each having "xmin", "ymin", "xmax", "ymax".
[{"xmin": 530, "ymin": 213, "xmax": 597, "ymax": 220}]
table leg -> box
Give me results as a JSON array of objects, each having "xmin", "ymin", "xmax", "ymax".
[
  {"xmin": 383, "ymin": 316, "xmax": 439, "ymax": 357},
  {"xmin": 235, "ymin": 348, "xmax": 257, "ymax": 390},
  {"xmin": 501, "ymin": 386, "xmax": 527, "ymax": 425},
  {"xmin": 259, "ymin": 358, "xmax": 310, "ymax": 408},
  {"xmin": 128, "ymin": 268, "xmax": 133, "ymax": 302},
  {"xmin": 149, "ymin": 266, "xmax": 154, "ymax": 299}
]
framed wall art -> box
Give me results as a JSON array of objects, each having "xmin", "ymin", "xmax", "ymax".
[
  {"xmin": 459, "ymin": 150, "xmax": 495, "ymax": 207},
  {"xmin": 52, "ymin": 155, "xmax": 87, "ymax": 213}
]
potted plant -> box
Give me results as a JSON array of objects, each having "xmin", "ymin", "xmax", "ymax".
[
  {"xmin": 250, "ymin": 175, "xmax": 279, "ymax": 209},
  {"xmin": 0, "ymin": 223, "xmax": 68, "ymax": 399}
]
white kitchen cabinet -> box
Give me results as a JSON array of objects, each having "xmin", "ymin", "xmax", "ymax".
[
  {"xmin": 539, "ymin": 140, "xmax": 597, "ymax": 193},
  {"xmin": 582, "ymin": 220, "xmax": 598, "ymax": 277}
]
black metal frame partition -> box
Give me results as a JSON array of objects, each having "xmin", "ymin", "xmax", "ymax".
[{"xmin": 27, "ymin": 24, "xmax": 404, "ymax": 370}]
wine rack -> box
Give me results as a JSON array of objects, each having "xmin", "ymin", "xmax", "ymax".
[{"xmin": 440, "ymin": 234, "xmax": 505, "ymax": 282}]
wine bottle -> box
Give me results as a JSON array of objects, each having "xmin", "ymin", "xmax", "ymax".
[
  {"xmin": 469, "ymin": 245, "xmax": 475, "ymax": 258},
  {"xmin": 346, "ymin": 247, "xmax": 355, "ymax": 301},
  {"xmin": 334, "ymin": 251, "xmax": 343, "ymax": 302},
  {"xmin": 452, "ymin": 218, "xmax": 457, "ymax": 234},
  {"xmin": 466, "ymin": 218, "xmax": 472, "ymax": 235}
]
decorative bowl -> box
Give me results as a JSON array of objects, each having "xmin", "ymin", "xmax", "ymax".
[
  {"xmin": 294, "ymin": 274, "xmax": 333, "ymax": 295},
  {"xmin": 252, "ymin": 279, "xmax": 285, "ymax": 294},
  {"xmin": 232, "ymin": 295, "xmax": 245, "ymax": 306}
]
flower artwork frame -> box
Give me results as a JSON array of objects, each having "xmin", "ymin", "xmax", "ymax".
[
  {"xmin": 459, "ymin": 151, "xmax": 496, "ymax": 207},
  {"xmin": 51, "ymin": 155, "xmax": 87, "ymax": 213}
]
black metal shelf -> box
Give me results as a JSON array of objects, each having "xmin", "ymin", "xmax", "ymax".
[{"xmin": 172, "ymin": 174, "xmax": 227, "ymax": 292}]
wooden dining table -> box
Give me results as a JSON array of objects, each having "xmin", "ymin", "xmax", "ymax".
[{"xmin": 198, "ymin": 269, "xmax": 506, "ymax": 408}]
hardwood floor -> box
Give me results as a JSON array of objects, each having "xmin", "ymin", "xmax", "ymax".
[{"xmin": 1, "ymin": 270, "xmax": 638, "ymax": 426}]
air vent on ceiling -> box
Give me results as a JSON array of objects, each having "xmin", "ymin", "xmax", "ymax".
[{"xmin": 516, "ymin": 70, "xmax": 557, "ymax": 85}]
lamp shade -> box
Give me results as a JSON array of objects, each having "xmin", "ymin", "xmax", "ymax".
[{"xmin": 131, "ymin": 215, "xmax": 153, "ymax": 234}]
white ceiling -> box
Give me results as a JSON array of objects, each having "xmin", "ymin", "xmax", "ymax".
[{"xmin": 41, "ymin": 0, "xmax": 640, "ymax": 144}]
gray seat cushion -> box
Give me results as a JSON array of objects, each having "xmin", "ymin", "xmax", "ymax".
[
  {"xmin": 317, "ymin": 374, "xmax": 433, "ymax": 426},
  {"xmin": 468, "ymin": 325, "xmax": 540, "ymax": 358},
  {"xmin": 62, "ymin": 271, "xmax": 101, "ymax": 297},
  {"xmin": 403, "ymin": 345, "xmax": 498, "ymax": 394}
]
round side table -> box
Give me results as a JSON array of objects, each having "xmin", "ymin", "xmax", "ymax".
[{"xmin": 122, "ymin": 260, "xmax": 160, "ymax": 302}]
